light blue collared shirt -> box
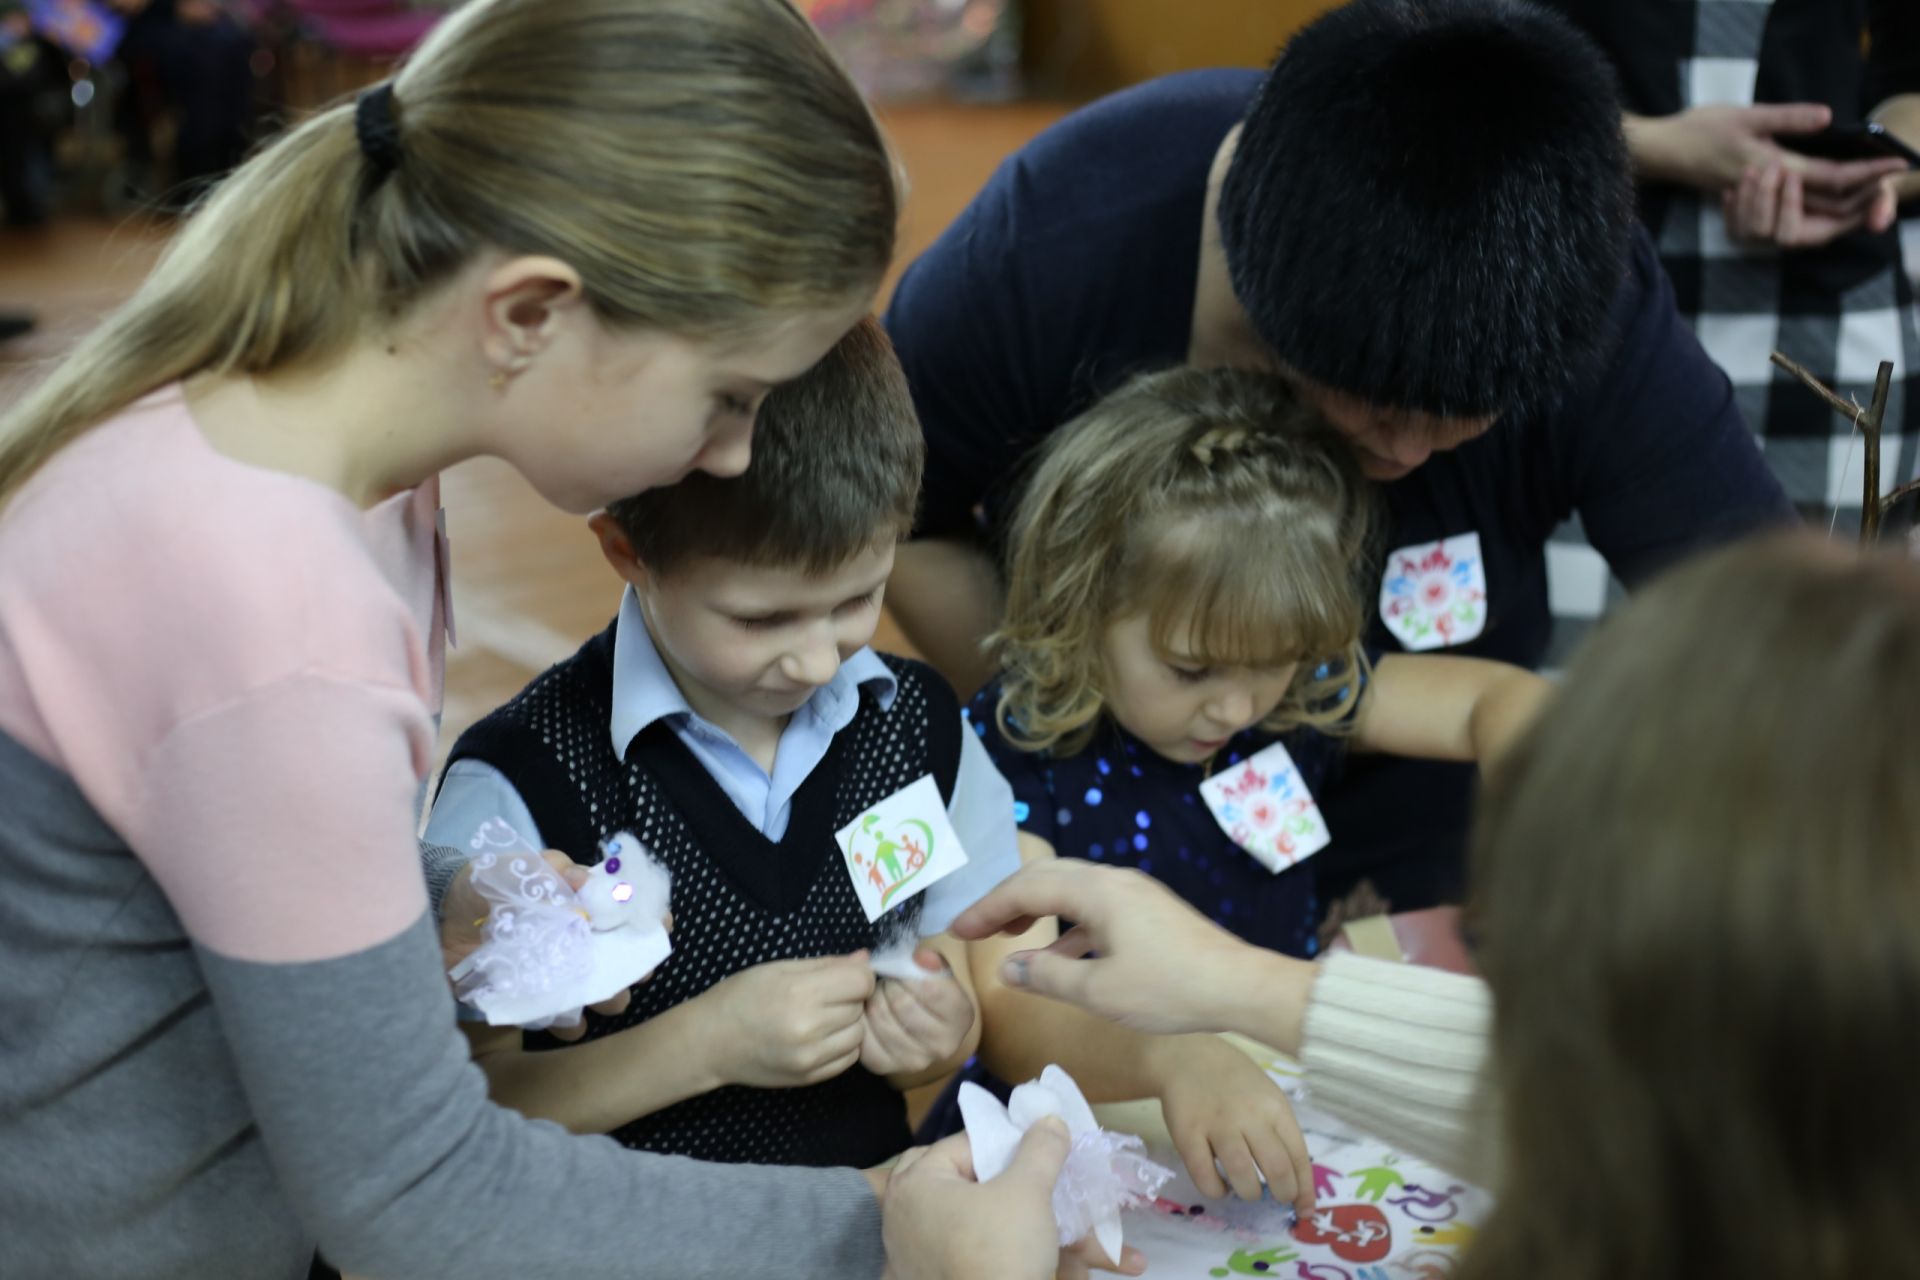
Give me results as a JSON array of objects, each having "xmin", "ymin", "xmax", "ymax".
[{"xmin": 429, "ymin": 588, "xmax": 1021, "ymax": 934}]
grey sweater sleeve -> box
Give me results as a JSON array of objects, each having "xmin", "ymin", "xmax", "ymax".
[
  {"xmin": 420, "ymin": 839, "xmax": 472, "ymax": 920},
  {"xmin": 197, "ymin": 912, "xmax": 886, "ymax": 1279}
]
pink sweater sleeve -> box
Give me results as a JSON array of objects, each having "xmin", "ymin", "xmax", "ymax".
[
  {"xmin": 132, "ymin": 672, "xmax": 435, "ymax": 959},
  {"xmin": 0, "ymin": 400, "xmax": 442, "ymax": 961}
]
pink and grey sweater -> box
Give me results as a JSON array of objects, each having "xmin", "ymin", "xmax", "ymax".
[{"xmin": 0, "ymin": 389, "xmax": 885, "ymax": 1279}]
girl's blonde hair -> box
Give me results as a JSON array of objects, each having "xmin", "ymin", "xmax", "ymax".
[
  {"xmin": 0, "ymin": 0, "xmax": 898, "ymax": 508},
  {"xmin": 1465, "ymin": 534, "xmax": 1920, "ymax": 1280},
  {"xmin": 993, "ymin": 366, "xmax": 1374, "ymax": 756}
]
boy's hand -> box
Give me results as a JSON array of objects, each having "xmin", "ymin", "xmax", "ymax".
[
  {"xmin": 1153, "ymin": 1036, "xmax": 1315, "ymax": 1217},
  {"xmin": 698, "ymin": 954, "xmax": 875, "ymax": 1088},
  {"xmin": 859, "ymin": 949, "xmax": 976, "ymax": 1078}
]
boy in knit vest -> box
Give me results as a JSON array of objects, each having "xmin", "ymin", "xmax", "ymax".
[
  {"xmin": 427, "ymin": 321, "xmax": 1317, "ymax": 1203},
  {"xmin": 425, "ymin": 319, "xmax": 1021, "ymax": 1168}
]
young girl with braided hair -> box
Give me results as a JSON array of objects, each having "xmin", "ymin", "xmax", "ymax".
[{"xmin": 973, "ymin": 366, "xmax": 1551, "ymax": 961}]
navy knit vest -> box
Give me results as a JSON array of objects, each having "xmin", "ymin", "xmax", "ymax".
[{"xmin": 444, "ymin": 621, "xmax": 961, "ymax": 1167}]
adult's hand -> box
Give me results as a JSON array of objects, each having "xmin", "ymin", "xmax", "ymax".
[
  {"xmin": 438, "ymin": 852, "xmax": 634, "ymax": 1041},
  {"xmin": 1626, "ymin": 103, "xmax": 1906, "ymax": 204},
  {"xmin": 1721, "ymin": 160, "xmax": 1899, "ymax": 247},
  {"xmin": 881, "ymin": 1126, "xmax": 1145, "ymax": 1280},
  {"xmin": 950, "ymin": 860, "xmax": 1318, "ymax": 1051}
]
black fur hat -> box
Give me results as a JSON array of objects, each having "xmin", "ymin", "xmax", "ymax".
[{"xmin": 1217, "ymin": 0, "xmax": 1633, "ymax": 420}]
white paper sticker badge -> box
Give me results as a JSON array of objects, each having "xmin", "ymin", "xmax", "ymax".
[
  {"xmin": 1197, "ymin": 740, "xmax": 1332, "ymax": 874},
  {"xmin": 836, "ymin": 773, "xmax": 969, "ymax": 922},
  {"xmin": 1379, "ymin": 531, "xmax": 1488, "ymax": 651}
]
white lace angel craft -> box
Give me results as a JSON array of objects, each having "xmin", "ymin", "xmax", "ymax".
[
  {"xmin": 960, "ymin": 1065, "xmax": 1175, "ymax": 1263},
  {"xmin": 448, "ymin": 826, "xmax": 672, "ymax": 1028}
]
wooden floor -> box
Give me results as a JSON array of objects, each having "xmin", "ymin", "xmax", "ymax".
[{"xmin": 0, "ymin": 100, "xmax": 1068, "ymax": 761}]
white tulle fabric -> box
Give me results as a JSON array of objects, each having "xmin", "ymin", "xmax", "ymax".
[
  {"xmin": 448, "ymin": 828, "xmax": 673, "ymax": 1029},
  {"xmin": 961, "ymin": 1065, "xmax": 1174, "ymax": 1261},
  {"xmin": 451, "ymin": 850, "xmax": 595, "ymax": 1029}
]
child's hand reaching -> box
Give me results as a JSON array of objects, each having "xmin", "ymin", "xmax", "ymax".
[
  {"xmin": 860, "ymin": 949, "xmax": 977, "ymax": 1081},
  {"xmin": 697, "ymin": 954, "xmax": 875, "ymax": 1089},
  {"xmin": 1153, "ymin": 1035, "xmax": 1315, "ymax": 1216}
]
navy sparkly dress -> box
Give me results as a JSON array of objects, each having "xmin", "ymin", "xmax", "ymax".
[
  {"xmin": 917, "ymin": 680, "xmax": 1357, "ymax": 1144},
  {"xmin": 965, "ymin": 681, "xmax": 1359, "ymax": 960}
]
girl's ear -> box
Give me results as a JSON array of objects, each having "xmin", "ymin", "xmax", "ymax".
[
  {"xmin": 478, "ymin": 255, "xmax": 587, "ymax": 378},
  {"xmin": 587, "ymin": 511, "xmax": 651, "ymax": 592}
]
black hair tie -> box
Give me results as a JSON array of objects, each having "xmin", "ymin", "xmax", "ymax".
[{"xmin": 355, "ymin": 83, "xmax": 403, "ymax": 181}]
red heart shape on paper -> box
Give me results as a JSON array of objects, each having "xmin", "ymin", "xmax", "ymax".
[{"xmin": 1292, "ymin": 1203, "xmax": 1392, "ymax": 1263}]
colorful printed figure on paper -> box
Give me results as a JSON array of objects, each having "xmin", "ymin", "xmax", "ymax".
[
  {"xmin": 1312, "ymin": 1164, "xmax": 1343, "ymax": 1200},
  {"xmin": 1295, "ymin": 1262, "xmax": 1352, "ymax": 1280},
  {"xmin": 1346, "ymin": 1158, "xmax": 1405, "ymax": 1202},
  {"xmin": 845, "ymin": 811, "xmax": 936, "ymax": 912},
  {"xmin": 1411, "ymin": 1222, "xmax": 1476, "ymax": 1249},
  {"xmin": 1292, "ymin": 1204, "xmax": 1392, "ymax": 1264},
  {"xmin": 1396, "ymin": 1250, "xmax": 1460, "ymax": 1279},
  {"xmin": 1387, "ymin": 1184, "xmax": 1465, "ymax": 1223},
  {"xmin": 1379, "ymin": 532, "xmax": 1488, "ymax": 651},
  {"xmin": 1208, "ymin": 1244, "xmax": 1300, "ymax": 1276}
]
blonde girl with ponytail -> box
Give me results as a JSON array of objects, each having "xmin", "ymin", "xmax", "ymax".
[{"xmin": 0, "ymin": 3, "xmax": 1072, "ymax": 1277}]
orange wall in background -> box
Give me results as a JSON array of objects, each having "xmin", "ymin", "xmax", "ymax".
[{"xmin": 1024, "ymin": 0, "xmax": 1341, "ymax": 96}]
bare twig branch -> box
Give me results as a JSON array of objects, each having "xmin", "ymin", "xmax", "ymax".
[
  {"xmin": 1881, "ymin": 477, "xmax": 1920, "ymax": 519},
  {"xmin": 1770, "ymin": 352, "xmax": 1895, "ymax": 546},
  {"xmin": 1770, "ymin": 352, "xmax": 1863, "ymax": 421},
  {"xmin": 1862, "ymin": 361, "xmax": 1894, "ymax": 545}
]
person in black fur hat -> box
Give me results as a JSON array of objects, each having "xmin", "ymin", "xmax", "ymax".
[
  {"xmin": 881, "ymin": 0, "xmax": 1795, "ymax": 935},
  {"xmin": 1219, "ymin": 0, "xmax": 1634, "ymax": 425}
]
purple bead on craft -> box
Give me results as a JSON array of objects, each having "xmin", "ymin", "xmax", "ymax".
[{"xmin": 605, "ymin": 856, "xmax": 622, "ymax": 874}]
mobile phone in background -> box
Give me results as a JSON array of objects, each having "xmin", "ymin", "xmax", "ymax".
[{"xmin": 1780, "ymin": 122, "xmax": 1920, "ymax": 168}]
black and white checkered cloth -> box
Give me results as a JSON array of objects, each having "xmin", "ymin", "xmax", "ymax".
[{"xmin": 1542, "ymin": 0, "xmax": 1920, "ymax": 666}]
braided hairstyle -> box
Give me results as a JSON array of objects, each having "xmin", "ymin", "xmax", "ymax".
[{"xmin": 992, "ymin": 366, "xmax": 1375, "ymax": 756}]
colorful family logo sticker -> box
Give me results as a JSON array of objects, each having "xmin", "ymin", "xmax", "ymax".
[
  {"xmin": 836, "ymin": 773, "xmax": 970, "ymax": 921},
  {"xmin": 1293, "ymin": 1204, "xmax": 1393, "ymax": 1264},
  {"xmin": 1197, "ymin": 740, "xmax": 1332, "ymax": 874},
  {"xmin": 1380, "ymin": 532, "xmax": 1488, "ymax": 651}
]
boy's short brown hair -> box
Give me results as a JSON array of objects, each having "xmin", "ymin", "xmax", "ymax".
[{"xmin": 607, "ymin": 317, "xmax": 924, "ymax": 577}]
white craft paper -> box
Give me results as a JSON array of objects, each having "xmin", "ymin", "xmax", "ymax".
[
  {"xmin": 1197, "ymin": 740, "xmax": 1333, "ymax": 874},
  {"xmin": 836, "ymin": 773, "xmax": 969, "ymax": 923},
  {"xmin": 450, "ymin": 828, "xmax": 673, "ymax": 1029},
  {"xmin": 961, "ymin": 1064, "xmax": 1173, "ymax": 1262},
  {"xmin": 477, "ymin": 918, "xmax": 670, "ymax": 1027},
  {"xmin": 1379, "ymin": 531, "xmax": 1489, "ymax": 651}
]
